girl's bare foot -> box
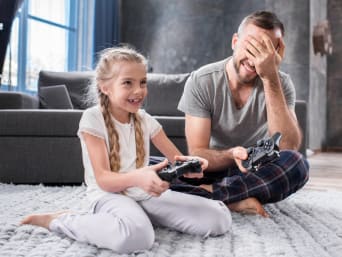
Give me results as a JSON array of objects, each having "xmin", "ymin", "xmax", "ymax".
[
  {"xmin": 20, "ymin": 211, "xmax": 69, "ymax": 229},
  {"xmin": 228, "ymin": 197, "xmax": 269, "ymax": 218}
]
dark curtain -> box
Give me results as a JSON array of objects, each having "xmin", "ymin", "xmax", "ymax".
[
  {"xmin": 93, "ymin": 0, "xmax": 120, "ymax": 67},
  {"xmin": 0, "ymin": 0, "xmax": 24, "ymax": 84}
]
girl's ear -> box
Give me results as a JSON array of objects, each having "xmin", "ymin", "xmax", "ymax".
[
  {"xmin": 231, "ymin": 33, "xmax": 239, "ymax": 50},
  {"xmin": 99, "ymin": 84, "xmax": 109, "ymax": 95}
]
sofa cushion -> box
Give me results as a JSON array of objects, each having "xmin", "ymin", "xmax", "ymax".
[
  {"xmin": 38, "ymin": 70, "xmax": 95, "ymax": 109},
  {"xmin": 38, "ymin": 71, "xmax": 190, "ymax": 114},
  {"xmin": 144, "ymin": 73, "xmax": 189, "ymax": 116},
  {"xmin": 39, "ymin": 85, "xmax": 74, "ymax": 109}
]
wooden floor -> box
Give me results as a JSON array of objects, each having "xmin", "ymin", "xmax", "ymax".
[{"xmin": 304, "ymin": 152, "xmax": 342, "ymax": 192}]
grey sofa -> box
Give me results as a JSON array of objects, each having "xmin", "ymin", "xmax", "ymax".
[{"xmin": 0, "ymin": 70, "xmax": 307, "ymax": 184}]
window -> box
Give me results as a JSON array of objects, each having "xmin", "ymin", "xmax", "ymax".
[{"xmin": 1, "ymin": 0, "xmax": 94, "ymax": 93}]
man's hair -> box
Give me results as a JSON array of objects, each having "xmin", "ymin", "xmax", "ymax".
[{"xmin": 237, "ymin": 11, "xmax": 285, "ymax": 36}]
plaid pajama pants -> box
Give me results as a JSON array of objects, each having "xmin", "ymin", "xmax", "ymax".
[{"xmin": 150, "ymin": 150, "xmax": 309, "ymax": 205}]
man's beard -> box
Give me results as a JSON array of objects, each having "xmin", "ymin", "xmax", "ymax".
[{"xmin": 232, "ymin": 56, "xmax": 258, "ymax": 84}]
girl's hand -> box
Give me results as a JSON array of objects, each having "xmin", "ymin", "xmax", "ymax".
[
  {"xmin": 174, "ymin": 155, "xmax": 208, "ymax": 179},
  {"xmin": 135, "ymin": 159, "xmax": 169, "ymax": 197},
  {"xmin": 231, "ymin": 146, "xmax": 249, "ymax": 173}
]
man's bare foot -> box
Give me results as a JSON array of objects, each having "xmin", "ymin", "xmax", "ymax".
[
  {"xmin": 199, "ymin": 184, "xmax": 213, "ymax": 192},
  {"xmin": 20, "ymin": 211, "xmax": 69, "ymax": 229},
  {"xmin": 228, "ymin": 197, "xmax": 269, "ymax": 218}
]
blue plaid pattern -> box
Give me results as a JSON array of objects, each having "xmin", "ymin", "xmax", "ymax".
[
  {"xmin": 212, "ymin": 150, "xmax": 309, "ymax": 204},
  {"xmin": 152, "ymin": 150, "xmax": 309, "ymax": 205}
]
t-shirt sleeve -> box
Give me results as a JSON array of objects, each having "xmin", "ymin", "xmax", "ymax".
[
  {"xmin": 280, "ymin": 72, "xmax": 296, "ymax": 110},
  {"xmin": 140, "ymin": 110, "xmax": 162, "ymax": 138},
  {"xmin": 78, "ymin": 107, "xmax": 106, "ymax": 140},
  {"xmin": 177, "ymin": 72, "xmax": 211, "ymax": 118}
]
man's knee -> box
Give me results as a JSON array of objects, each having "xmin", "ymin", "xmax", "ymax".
[
  {"xmin": 294, "ymin": 152, "xmax": 310, "ymax": 188},
  {"xmin": 283, "ymin": 150, "xmax": 309, "ymax": 177},
  {"xmin": 280, "ymin": 150, "xmax": 310, "ymax": 190}
]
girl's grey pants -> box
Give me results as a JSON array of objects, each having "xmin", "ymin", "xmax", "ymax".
[{"xmin": 49, "ymin": 189, "xmax": 232, "ymax": 254}]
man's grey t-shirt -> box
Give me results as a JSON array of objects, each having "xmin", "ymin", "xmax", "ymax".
[{"xmin": 177, "ymin": 58, "xmax": 296, "ymax": 149}]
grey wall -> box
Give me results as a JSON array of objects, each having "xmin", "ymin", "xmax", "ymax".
[
  {"xmin": 271, "ymin": 0, "xmax": 310, "ymax": 102},
  {"xmin": 121, "ymin": 0, "xmax": 309, "ymax": 96},
  {"xmin": 122, "ymin": 0, "xmax": 227, "ymax": 73},
  {"xmin": 121, "ymin": 0, "xmax": 341, "ymax": 151}
]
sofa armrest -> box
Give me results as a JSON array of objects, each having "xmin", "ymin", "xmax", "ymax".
[
  {"xmin": 0, "ymin": 110, "xmax": 84, "ymax": 184},
  {"xmin": 0, "ymin": 91, "xmax": 39, "ymax": 109},
  {"xmin": 0, "ymin": 109, "xmax": 82, "ymax": 136}
]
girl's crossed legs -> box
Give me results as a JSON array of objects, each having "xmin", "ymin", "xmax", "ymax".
[{"xmin": 22, "ymin": 191, "xmax": 231, "ymax": 253}]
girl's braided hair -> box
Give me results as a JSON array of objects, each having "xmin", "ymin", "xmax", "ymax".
[{"xmin": 94, "ymin": 46, "xmax": 147, "ymax": 171}]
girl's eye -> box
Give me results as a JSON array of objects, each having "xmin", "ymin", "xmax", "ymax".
[
  {"xmin": 141, "ymin": 80, "xmax": 147, "ymax": 87},
  {"xmin": 123, "ymin": 81, "xmax": 132, "ymax": 86}
]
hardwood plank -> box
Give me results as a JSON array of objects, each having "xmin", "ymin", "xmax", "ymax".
[{"xmin": 304, "ymin": 152, "xmax": 342, "ymax": 192}]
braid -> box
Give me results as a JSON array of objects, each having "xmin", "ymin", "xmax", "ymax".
[
  {"xmin": 92, "ymin": 45, "xmax": 148, "ymax": 171},
  {"xmin": 132, "ymin": 113, "xmax": 145, "ymax": 168},
  {"xmin": 100, "ymin": 93, "xmax": 121, "ymax": 172}
]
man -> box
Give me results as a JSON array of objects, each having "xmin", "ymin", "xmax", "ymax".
[{"xmin": 176, "ymin": 11, "xmax": 309, "ymax": 217}]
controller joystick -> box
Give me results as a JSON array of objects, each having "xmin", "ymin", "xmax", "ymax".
[{"xmin": 242, "ymin": 132, "xmax": 282, "ymax": 172}]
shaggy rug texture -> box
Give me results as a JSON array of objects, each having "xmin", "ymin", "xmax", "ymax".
[{"xmin": 0, "ymin": 183, "xmax": 341, "ymax": 257}]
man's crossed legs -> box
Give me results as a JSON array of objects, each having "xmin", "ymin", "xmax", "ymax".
[{"xmin": 154, "ymin": 150, "xmax": 309, "ymax": 217}]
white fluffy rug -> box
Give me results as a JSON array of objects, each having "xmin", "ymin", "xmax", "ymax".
[{"xmin": 1, "ymin": 184, "xmax": 342, "ymax": 257}]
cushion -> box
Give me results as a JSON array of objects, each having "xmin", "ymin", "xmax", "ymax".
[
  {"xmin": 39, "ymin": 85, "xmax": 74, "ymax": 109},
  {"xmin": 38, "ymin": 70, "xmax": 95, "ymax": 109},
  {"xmin": 143, "ymin": 73, "xmax": 190, "ymax": 116}
]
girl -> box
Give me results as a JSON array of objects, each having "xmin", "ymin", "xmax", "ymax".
[{"xmin": 21, "ymin": 46, "xmax": 231, "ymax": 254}]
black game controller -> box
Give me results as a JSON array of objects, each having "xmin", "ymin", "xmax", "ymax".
[
  {"xmin": 157, "ymin": 159, "xmax": 202, "ymax": 182},
  {"xmin": 242, "ymin": 132, "xmax": 282, "ymax": 172}
]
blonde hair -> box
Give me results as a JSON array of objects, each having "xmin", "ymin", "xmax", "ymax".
[{"xmin": 95, "ymin": 46, "xmax": 147, "ymax": 172}]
